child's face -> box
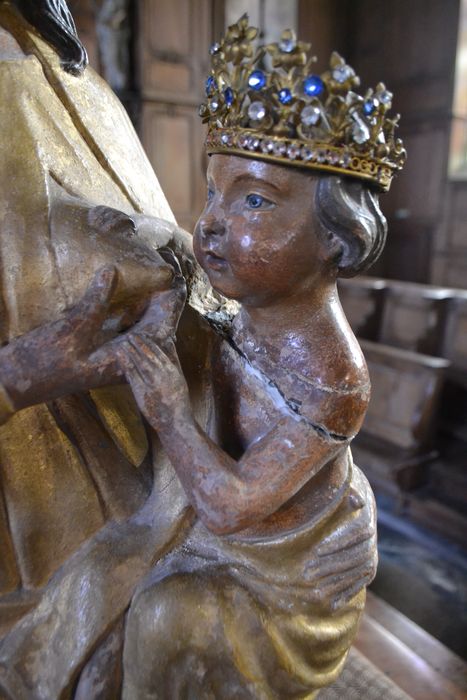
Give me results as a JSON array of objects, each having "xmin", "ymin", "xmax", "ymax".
[{"xmin": 193, "ymin": 154, "xmax": 327, "ymax": 307}]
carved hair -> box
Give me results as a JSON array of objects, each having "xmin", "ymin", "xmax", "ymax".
[
  {"xmin": 315, "ymin": 176, "xmax": 387, "ymax": 278},
  {"xmin": 12, "ymin": 0, "xmax": 88, "ymax": 74}
]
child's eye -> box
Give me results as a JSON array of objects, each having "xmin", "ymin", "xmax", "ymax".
[{"xmin": 245, "ymin": 193, "xmax": 274, "ymax": 210}]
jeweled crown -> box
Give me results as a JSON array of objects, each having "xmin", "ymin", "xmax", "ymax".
[{"xmin": 199, "ymin": 14, "xmax": 406, "ymax": 191}]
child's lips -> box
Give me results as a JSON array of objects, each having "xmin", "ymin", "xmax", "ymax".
[{"xmin": 203, "ymin": 249, "xmax": 228, "ymax": 271}]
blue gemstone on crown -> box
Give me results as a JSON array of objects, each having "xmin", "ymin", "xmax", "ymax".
[
  {"xmin": 303, "ymin": 75, "xmax": 325, "ymax": 97},
  {"xmin": 224, "ymin": 87, "xmax": 234, "ymax": 106},
  {"xmin": 278, "ymin": 88, "xmax": 293, "ymax": 104},
  {"xmin": 248, "ymin": 70, "xmax": 266, "ymax": 90},
  {"xmin": 363, "ymin": 98, "xmax": 379, "ymax": 116},
  {"xmin": 205, "ymin": 75, "xmax": 217, "ymax": 96}
]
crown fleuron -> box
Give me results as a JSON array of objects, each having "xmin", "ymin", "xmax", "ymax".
[{"xmin": 199, "ymin": 14, "xmax": 406, "ymax": 192}]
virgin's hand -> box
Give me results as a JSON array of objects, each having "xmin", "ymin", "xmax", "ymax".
[
  {"xmin": 303, "ymin": 478, "xmax": 377, "ymax": 610},
  {"xmin": 116, "ymin": 333, "xmax": 191, "ymax": 431},
  {"xmin": 0, "ymin": 267, "xmax": 123, "ymax": 410}
]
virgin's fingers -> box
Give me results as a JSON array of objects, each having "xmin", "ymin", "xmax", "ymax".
[
  {"xmin": 317, "ymin": 518, "xmax": 375, "ymax": 556},
  {"xmin": 306, "ymin": 542, "xmax": 376, "ymax": 581},
  {"xmin": 317, "ymin": 529, "xmax": 376, "ymax": 558},
  {"xmin": 328, "ymin": 571, "xmax": 377, "ymax": 611},
  {"xmin": 313, "ymin": 562, "xmax": 376, "ymax": 606}
]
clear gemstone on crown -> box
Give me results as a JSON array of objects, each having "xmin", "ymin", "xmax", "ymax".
[
  {"xmin": 221, "ymin": 133, "xmax": 233, "ymax": 146},
  {"xmin": 248, "ymin": 101, "xmax": 266, "ymax": 121},
  {"xmin": 377, "ymin": 88, "xmax": 393, "ymax": 105},
  {"xmin": 287, "ymin": 144, "xmax": 300, "ymax": 159},
  {"xmin": 342, "ymin": 153, "xmax": 351, "ymax": 167},
  {"xmin": 352, "ymin": 121, "xmax": 370, "ymax": 144},
  {"xmin": 301, "ymin": 105, "xmax": 321, "ymax": 126},
  {"xmin": 247, "ymin": 136, "xmax": 260, "ymax": 151},
  {"xmin": 279, "ymin": 29, "xmax": 297, "ymax": 53},
  {"xmin": 301, "ymin": 146, "xmax": 315, "ymax": 161},
  {"xmin": 261, "ymin": 139, "xmax": 274, "ymax": 153},
  {"xmin": 272, "ymin": 142, "xmax": 287, "ymax": 156},
  {"xmin": 333, "ymin": 64, "xmax": 355, "ymax": 83}
]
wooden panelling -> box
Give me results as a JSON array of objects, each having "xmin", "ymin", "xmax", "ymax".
[
  {"xmin": 298, "ymin": 0, "xmax": 351, "ymax": 70},
  {"xmin": 69, "ymin": 0, "xmax": 100, "ymax": 71},
  {"xmin": 142, "ymin": 103, "xmax": 206, "ymax": 231},
  {"xmin": 137, "ymin": 0, "xmax": 213, "ymax": 229},
  {"xmin": 138, "ymin": 0, "xmax": 210, "ymax": 103},
  {"xmin": 350, "ymin": 0, "xmax": 459, "ymax": 96},
  {"xmin": 377, "ymin": 221, "xmax": 435, "ymax": 284},
  {"xmin": 449, "ymin": 184, "xmax": 467, "ymax": 249},
  {"xmin": 432, "ymin": 257, "xmax": 467, "ymax": 289},
  {"xmin": 383, "ymin": 129, "xmax": 448, "ymax": 222},
  {"xmin": 331, "ymin": 0, "xmax": 462, "ymax": 287}
]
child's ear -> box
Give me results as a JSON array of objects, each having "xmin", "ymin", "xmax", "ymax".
[{"xmin": 317, "ymin": 225, "xmax": 344, "ymax": 268}]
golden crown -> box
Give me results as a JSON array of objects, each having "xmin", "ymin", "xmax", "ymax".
[{"xmin": 199, "ymin": 14, "xmax": 406, "ymax": 192}]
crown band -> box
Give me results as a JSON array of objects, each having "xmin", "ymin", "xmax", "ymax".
[
  {"xmin": 206, "ymin": 128, "xmax": 395, "ymax": 191},
  {"xmin": 199, "ymin": 14, "xmax": 406, "ymax": 192}
]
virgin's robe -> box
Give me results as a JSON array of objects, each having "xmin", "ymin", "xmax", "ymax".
[{"xmin": 0, "ymin": 2, "xmax": 185, "ymax": 617}]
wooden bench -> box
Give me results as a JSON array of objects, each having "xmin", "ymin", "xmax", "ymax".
[
  {"xmin": 378, "ymin": 282, "xmax": 453, "ymax": 356},
  {"xmin": 338, "ymin": 277, "xmax": 387, "ymax": 341},
  {"xmin": 352, "ymin": 340, "xmax": 450, "ymax": 491}
]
